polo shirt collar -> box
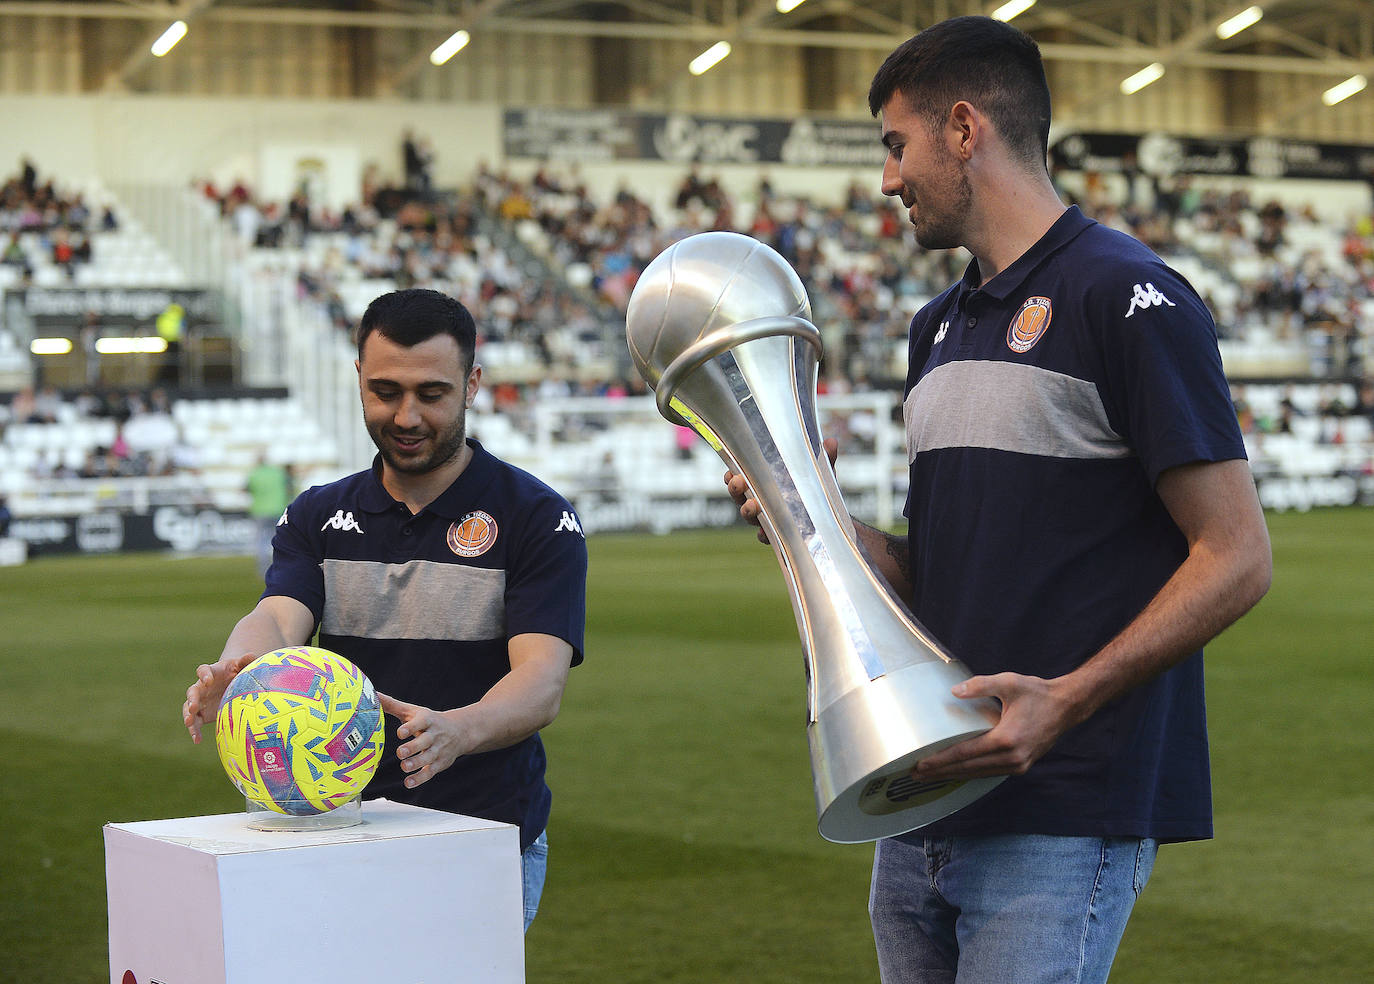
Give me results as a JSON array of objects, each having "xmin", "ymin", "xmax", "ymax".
[
  {"xmin": 429, "ymin": 440, "xmax": 496, "ymax": 519},
  {"xmin": 357, "ymin": 439, "xmax": 496, "ymax": 518},
  {"xmin": 957, "ymin": 205, "xmax": 1094, "ymax": 303}
]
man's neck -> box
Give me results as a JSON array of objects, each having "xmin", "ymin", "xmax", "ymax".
[
  {"xmin": 966, "ymin": 177, "xmax": 1068, "ymax": 287},
  {"xmin": 383, "ymin": 442, "xmax": 474, "ymax": 515}
]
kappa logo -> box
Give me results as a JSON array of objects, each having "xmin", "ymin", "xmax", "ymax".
[
  {"xmin": 933, "ymin": 320, "xmax": 949, "ymax": 346},
  {"xmin": 449, "ymin": 510, "xmax": 498, "ymax": 557},
  {"xmin": 321, "ymin": 510, "xmax": 364, "ymax": 534},
  {"xmin": 1124, "ymin": 282, "xmax": 1176, "ymax": 318},
  {"xmin": 555, "ymin": 510, "xmax": 585, "ymax": 536},
  {"xmin": 1007, "ymin": 296, "xmax": 1053, "ymax": 353}
]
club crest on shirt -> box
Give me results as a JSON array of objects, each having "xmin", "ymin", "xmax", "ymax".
[
  {"xmin": 1007, "ymin": 296, "xmax": 1052, "ymax": 354},
  {"xmin": 448, "ymin": 510, "xmax": 498, "ymax": 557}
]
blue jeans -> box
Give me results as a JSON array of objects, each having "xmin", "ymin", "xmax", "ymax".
[
  {"xmin": 869, "ymin": 834, "xmax": 1158, "ymax": 984},
  {"xmin": 521, "ymin": 829, "xmax": 548, "ymax": 933}
]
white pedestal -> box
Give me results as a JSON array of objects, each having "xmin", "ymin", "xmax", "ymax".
[
  {"xmin": 0, "ymin": 537, "xmax": 26, "ymax": 566},
  {"xmin": 105, "ymin": 799, "xmax": 524, "ymax": 984}
]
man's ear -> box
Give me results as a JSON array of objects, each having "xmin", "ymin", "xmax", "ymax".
[
  {"xmin": 466, "ymin": 364, "xmax": 483, "ymax": 408},
  {"xmin": 947, "ymin": 100, "xmax": 982, "ymax": 161}
]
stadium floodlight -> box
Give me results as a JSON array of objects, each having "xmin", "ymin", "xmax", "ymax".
[
  {"xmin": 430, "ymin": 30, "xmax": 470, "ymax": 67},
  {"xmin": 1120, "ymin": 62, "xmax": 1165, "ymax": 95},
  {"xmin": 991, "ymin": 0, "xmax": 1036, "ymax": 22},
  {"xmin": 150, "ymin": 20, "xmax": 188, "ymax": 58},
  {"xmin": 29, "ymin": 338, "xmax": 72, "ymax": 355},
  {"xmin": 689, "ymin": 41, "xmax": 732, "ymax": 77},
  {"xmin": 1322, "ymin": 75, "xmax": 1367, "ymax": 107},
  {"xmin": 96, "ymin": 337, "xmax": 169, "ymax": 354},
  {"xmin": 1216, "ymin": 6, "xmax": 1263, "ymax": 40},
  {"xmin": 775, "ymin": 0, "xmax": 808, "ymax": 12}
]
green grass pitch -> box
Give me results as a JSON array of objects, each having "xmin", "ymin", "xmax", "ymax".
[{"xmin": 1, "ymin": 509, "xmax": 1371, "ymax": 982}]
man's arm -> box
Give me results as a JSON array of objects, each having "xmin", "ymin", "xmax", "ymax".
[
  {"xmin": 852, "ymin": 519, "xmax": 914, "ymax": 603},
  {"xmin": 914, "ymin": 457, "xmax": 1272, "ymax": 781},
  {"xmin": 183, "ymin": 595, "xmax": 316, "ymax": 743},
  {"xmin": 380, "ymin": 632, "xmax": 575, "ymax": 790}
]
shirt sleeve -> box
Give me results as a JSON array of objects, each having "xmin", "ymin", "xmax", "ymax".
[
  {"xmin": 1087, "ymin": 257, "xmax": 1247, "ymax": 485},
  {"xmin": 262, "ymin": 490, "xmax": 326, "ymax": 623},
  {"xmin": 504, "ymin": 496, "xmax": 589, "ymax": 665}
]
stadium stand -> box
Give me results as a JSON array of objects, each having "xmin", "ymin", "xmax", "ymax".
[{"xmin": 2, "ymin": 155, "xmax": 1372, "ymax": 546}]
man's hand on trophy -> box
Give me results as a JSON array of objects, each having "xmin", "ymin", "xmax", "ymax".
[
  {"xmin": 723, "ymin": 467, "xmax": 769, "ymax": 543},
  {"xmin": 911, "ymin": 671, "xmax": 1077, "ymax": 782},
  {"xmin": 725, "ymin": 438, "xmax": 839, "ymax": 545}
]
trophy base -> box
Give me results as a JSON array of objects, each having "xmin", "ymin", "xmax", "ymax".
[
  {"xmin": 243, "ymin": 796, "xmax": 363, "ymax": 831},
  {"xmin": 809, "ymin": 659, "xmax": 1006, "ymax": 844}
]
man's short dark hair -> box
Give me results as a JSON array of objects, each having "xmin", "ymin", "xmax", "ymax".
[
  {"xmin": 867, "ymin": 15, "xmax": 1052, "ymax": 170},
  {"xmin": 357, "ymin": 288, "xmax": 478, "ymax": 373}
]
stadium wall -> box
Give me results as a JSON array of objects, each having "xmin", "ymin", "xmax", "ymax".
[
  {"xmin": 0, "ymin": 93, "xmax": 882, "ymax": 217},
  {"xmin": 0, "ymin": 95, "xmax": 503, "ymax": 202}
]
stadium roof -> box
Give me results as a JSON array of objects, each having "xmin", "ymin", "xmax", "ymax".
[
  {"xmin": 4, "ymin": 0, "xmax": 1369, "ymax": 67},
  {"xmin": 2, "ymin": 0, "xmax": 1371, "ymax": 110}
]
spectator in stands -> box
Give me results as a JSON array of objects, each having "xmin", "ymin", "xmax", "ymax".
[
  {"xmin": 109, "ymin": 421, "xmax": 131, "ymax": 466},
  {"xmin": 402, "ymin": 129, "xmax": 433, "ymax": 193},
  {"xmin": 9, "ymin": 386, "xmax": 37, "ymax": 424},
  {"xmin": 2, "ymin": 231, "xmax": 27, "ymax": 272},
  {"xmin": 182, "ymin": 287, "xmax": 587, "ymax": 933},
  {"xmin": 1354, "ymin": 378, "xmax": 1374, "ymax": 419},
  {"xmin": 232, "ymin": 195, "xmax": 261, "ymax": 245},
  {"xmin": 51, "ymin": 226, "xmax": 75, "ymax": 277},
  {"xmin": 214, "ymin": 123, "xmax": 1370, "ymax": 465},
  {"xmin": 31, "ymin": 386, "xmax": 61, "ymax": 424},
  {"xmin": 78, "ymin": 445, "xmax": 115, "ymax": 479},
  {"xmin": 673, "ymin": 166, "xmax": 710, "ymax": 210},
  {"xmin": 593, "ymin": 450, "xmax": 619, "ymax": 502},
  {"xmin": 729, "ymin": 17, "xmax": 1271, "ymax": 984},
  {"xmin": 18, "ymin": 157, "xmax": 37, "ymax": 196},
  {"xmin": 155, "ymin": 302, "xmax": 186, "ymax": 386}
]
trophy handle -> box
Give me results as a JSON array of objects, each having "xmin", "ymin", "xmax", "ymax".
[{"xmin": 655, "ymin": 316, "xmax": 822, "ymax": 427}]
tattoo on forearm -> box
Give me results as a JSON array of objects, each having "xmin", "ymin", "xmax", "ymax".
[
  {"xmin": 885, "ymin": 534, "xmax": 912, "ymax": 585},
  {"xmin": 855, "ymin": 519, "xmax": 912, "ymax": 590}
]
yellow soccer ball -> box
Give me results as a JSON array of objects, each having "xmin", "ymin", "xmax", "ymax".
[{"xmin": 214, "ymin": 646, "xmax": 385, "ymax": 815}]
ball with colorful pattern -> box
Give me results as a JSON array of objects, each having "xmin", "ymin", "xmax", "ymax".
[{"xmin": 214, "ymin": 646, "xmax": 385, "ymax": 816}]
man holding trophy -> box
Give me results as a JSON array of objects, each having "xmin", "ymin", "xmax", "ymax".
[{"xmin": 708, "ymin": 15, "xmax": 1274, "ymax": 984}]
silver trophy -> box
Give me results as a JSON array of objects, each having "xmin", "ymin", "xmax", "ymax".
[{"xmin": 625, "ymin": 231, "xmax": 1004, "ymax": 843}]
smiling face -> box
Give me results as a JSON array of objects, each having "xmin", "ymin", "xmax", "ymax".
[
  {"xmin": 879, "ymin": 90, "xmax": 973, "ymax": 252},
  {"xmin": 357, "ymin": 330, "xmax": 480, "ymax": 492}
]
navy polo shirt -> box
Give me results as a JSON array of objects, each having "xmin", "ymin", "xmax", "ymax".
[
  {"xmin": 265, "ymin": 439, "xmax": 587, "ymax": 849},
  {"xmin": 901, "ymin": 206, "xmax": 1245, "ymax": 842}
]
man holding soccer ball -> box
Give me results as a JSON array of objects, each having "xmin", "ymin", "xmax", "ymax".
[{"xmin": 183, "ymin": 288, "xmax": 587, "ymax": 932}]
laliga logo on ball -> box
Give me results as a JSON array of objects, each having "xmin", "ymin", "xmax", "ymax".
[{"xmin": 214, "ymin": 646, "xmax": 385, "ymax": 816}]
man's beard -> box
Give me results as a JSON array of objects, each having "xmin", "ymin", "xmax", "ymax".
[
  {"xmin": 371, "ymin": 418, "xmax": 467, "ymax": 475},
  {"xmin": 912, "ymin": 160, "xmax": 973, "ymax": 253}
]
